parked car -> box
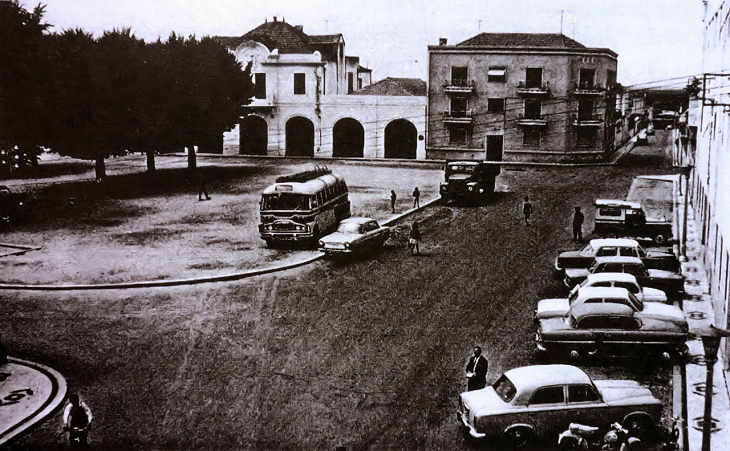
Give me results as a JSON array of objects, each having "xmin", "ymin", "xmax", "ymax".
[
  {"xmin": 535, "ymin": 286, "xmax": 688, "ymax": 359},
  {"xmin": 457, "ymin": 364, "xmax": 662, "ymax": 447},
  {"xmin": 318, "ymin": 217, "xmax": 390, "ymax": 256},
  {"xmin": 0, "ymin": 185, "xmax": 27, "ymax": 225},
  {"xmin": 568, "ymin": 272, "xmax": 668, "ymax": 304},
  {"xmin": 555, "ymin": 238, "xmax": 679, "ymax": 274},
  {"xmin": 564, "ymin": 256, "xmax": 684, "ymax": 299},
  {"xmin": 593, "ymin": 199, "xmax": 672, "ymax": 245}
]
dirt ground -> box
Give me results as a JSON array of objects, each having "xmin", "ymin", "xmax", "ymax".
[
  {"xmin": 2, "ymin": 132, "xmax": 677, "ymax": 450},
  {"xmin": 0, "ymin": 158, "xmax": 441, "ymax": 285}
]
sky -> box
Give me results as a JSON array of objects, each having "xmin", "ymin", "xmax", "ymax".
[{"xmin": 24, "ymin": 0, "xmax": 705, "ymax": 87}]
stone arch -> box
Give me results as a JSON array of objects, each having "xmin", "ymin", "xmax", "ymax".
[
  {"xmin": 332, "ymin": 118, "xmax": 364, "ymax": 158},
  {"xmin": 384, "ymin": 119, "xmax": 417, "ymax": 159},
  {"xmin": 285, "ymin": 116, "xmax": 315, "ymax": 157},
  {"xmin": 239, "ymin": 115, "xmax": 268, "ymax": 155}
]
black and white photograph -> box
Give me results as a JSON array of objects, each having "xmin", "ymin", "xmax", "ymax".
[{"xmin": 0, "ymin": 0, "xmax": 728, "ymax": 449}]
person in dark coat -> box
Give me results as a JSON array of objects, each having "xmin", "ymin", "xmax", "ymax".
[
  {"xmin": 390, "ymin": 190, "xmax": 397, "ymax": 213},
  {"xmin": 465, "ymin": 346, "xmax": 488, "ymax": 391},
  {"xmin": 412, "ymin": 187, "xmax": 420, "ymax": 208},
  {"xmin": 409, "ymin": 221, "xmax": 421, "ymax": 255},
  {"xmin": 522, "ymin": 196, "xmax": 533, "ymax": 225},
  {"xmin": 572, "ymin": 206, "xmax": 585, "ymax": 241}
]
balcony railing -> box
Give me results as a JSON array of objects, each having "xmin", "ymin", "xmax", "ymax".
[
  {"xmin": 443, "ymin": 79, "xmax": 476, "ymax": 94},
  {"xmin": 442, "ymin": 110, "xmax": 474, "ymax": 124},
  {"xmin": 517, "ymin": 113, "xmax": 548, "ymax": 126},
  {"xmin": 516, "ymin": 81, "xmax": 551, "ymax": 96},
  {"xmin": 571, "ymin": 113, "xmax": 604, "ymax": 126},
  {"xmin": 573, "ymin": 83, "xmax": 605, "ymax": 96}
]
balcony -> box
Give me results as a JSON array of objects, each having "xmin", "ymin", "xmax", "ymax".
[
  {"xmin": 442, "ymin": 110, "xmax": 474, "ymax": 124},
  {"xmin": 571, "ymin": 114, "xmax": 604, "ymax": 127},
  {"xmin": 573, "ymin": 83, "xmax": 605, "ymax": 96},
  {"xmin": 443, "ymin": 79, "xmax": 475, "ymax": 94},
  {"xmin": 516, "ymin": 81, "xmax": 551, "ymax": 96},
  {"xmin": 517, "ymin": 114, "xmax": 547, "ymax": 126}
]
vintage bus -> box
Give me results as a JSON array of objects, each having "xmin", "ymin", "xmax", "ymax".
[{"xmin": 259, "ymin": 167, "xmax": 351, "ymax": 247}]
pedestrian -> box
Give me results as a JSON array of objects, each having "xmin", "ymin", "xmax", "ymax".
[
  {"xmin": 390, "ymin": 189, "xmax": 397, "ymax": 213},
  {"xmin": 465, "ymin": 345, "xmax": 488, "ymax": 391},
  {"xmin": 412, "ymin": 186, "xmax": 420, "ymax": 208},
  {"xmin": 63, "ymin": 393, "xmax": 93, "ymax": 447},
  {"xmin": 572, "ymin": 206, "xmax": 585, "ymax": 241},
  {"xmin": 198, "ymin": 171, "xmax": 211, "ymax": 201},
  {"xmin": 521, "ymin": 196, "xmax": 533, "ymax": 225},
  {"xmin": 409, "ymin": 221, "xmax": 421, "ymax": 255}
]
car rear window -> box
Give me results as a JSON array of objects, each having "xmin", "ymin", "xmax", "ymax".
[
  {"xmin": 493, "ymin": 375, "xmax": 517, "ymax": 402},
  {"xmin": 615, "ymin": 282, "xmax": 639, "ymax": 293}
]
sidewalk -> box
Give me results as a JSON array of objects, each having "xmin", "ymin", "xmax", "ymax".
[{"xmin": 678, "ymin": 192, "xmax": 730, "ymax": 450}]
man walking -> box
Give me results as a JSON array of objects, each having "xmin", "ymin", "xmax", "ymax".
[
  {"xmin": 412, "ymin": 187, "xmax": 420, "ymax": 208},
  {"xmin": 390, "ymin": 190, "xmax": 397, "ymax": 213},
  {"xmin": 63, "ymin": 393, "xmax": 93, "ymax": 447},
  {"xmin": 465, "ymin": 346, "xmax": 488, "ymax": 391},
  {"xmin": 521, "ymin": 196, "xmax": 533, "ymax": 225},
  {"xmin": 572, "ymin": 206, "xmax": 585, "ymax": 241}
]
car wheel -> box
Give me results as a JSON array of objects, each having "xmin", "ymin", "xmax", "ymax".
[
  {"xmin": 504, "ymin": 426, "xmax": 533, "ymax": 449},
  {"xmin": 654, "ymin": 234, "xmax": 666, "ymax": 244},
  {"xmin": 625, "ymin": 414, "xmax": 656, "ymax": 441}
]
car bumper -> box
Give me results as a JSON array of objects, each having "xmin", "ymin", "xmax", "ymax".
[
  {"xmin": 320, "ymin": 247, "xmax": 353, "ymax": 255},
  {"xmin": 456, "ymin": 411, "xmax": 486, "ymax": 439},
  {"xmin": 261, "ymin": 232, "xmax": 313, "ymax": 241}
]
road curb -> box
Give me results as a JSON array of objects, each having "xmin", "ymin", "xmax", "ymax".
[{"xmin": 0, "ymin": 197, "xmax": 441, "ymax": 291}]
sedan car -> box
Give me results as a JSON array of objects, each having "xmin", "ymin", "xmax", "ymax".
[
  {"xmin": 564, "ymin": 256, "xmax": 684, "ymax": 299},
  {"xmin": 554, "ymin": 238, "xmax": 679, "ymax": 274},
  {"xmin": 535, "ymin": 286, "xmax": 688, "ymax": 359},
  {"xmin": 457, "ymin": 364, "xmax": 662, "ymax": 447},
  {"xmin": 568, "ymin": 272, "xmax": 668, "ymax": 303},
  {"xmin": 318, "ymin": 217, "xmax": 390, "ymax": 256}
]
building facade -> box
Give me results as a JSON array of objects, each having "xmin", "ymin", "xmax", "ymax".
[
  {"xmin": 217, "ymin": 18, "xmax": 426, "ymax": 159},
  {"xmin": 681, "ymin": 0, "xmax": 730, "ymax": 366},
  {"xmin": 427, "ymin": 33, "xmax": 618, "ymax": 163}
]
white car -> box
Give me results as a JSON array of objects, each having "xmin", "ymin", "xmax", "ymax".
[
  {"xmin": 318, "ymin": 217, "xmax": 390, "ymax": 256},
  {"xmin": 568, "ymin": 272, "xmax": 667, "ymax": 303}
]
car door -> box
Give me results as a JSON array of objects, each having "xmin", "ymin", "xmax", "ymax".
[
  {"xmin": 564, "ymin": 384, "xmax": 609, "ymax": 429},
  {"xmin": 525, "ymin": 385, "xmax": 568, "ymax": 437}
]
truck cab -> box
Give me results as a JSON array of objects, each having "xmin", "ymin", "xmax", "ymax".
[
  {"xmin": 440, "ymin": 161, "xmax": 498, "ymax": 205},
  {"xmin": 593, "ymin": 199, "xmax": 672, "ymax": 244}
]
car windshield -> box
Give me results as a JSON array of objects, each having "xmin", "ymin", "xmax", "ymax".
[
  {"xmin": 448, "ymin": 164, "xmax": 475, "ymax": 175},
  {"xmin": 336, "ymin": 221, "xmax": 362, "ymax": 234},
  {"xmin": 261, "ymin": 193, "xmax": 311, "ymax": 211},
  {"xmin": 493, "ymin": 374, "xmax": 517, "ymax": 403},
  {"xmin": 628, "ymin": 292, "xmax": 644, "ymax": 311}
]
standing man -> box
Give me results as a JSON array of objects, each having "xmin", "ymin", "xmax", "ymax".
[
  {"xmin": 63, "ymin": 393, "xmax": 93, "ymax": 447},
  {"xmin": 412, "ymin": 186, "xmax": 420, "ymax": 208},
  {"xmin": 521, "ymin": 196, "xmax": 533, "ymax": 225},
  {"xmin": 409, "ymin": 221, "xmax": 421, "ymax": 255},
  {"xmin": 390, "ymin": 190, "xmax": 397, "ymax": 213},
  {"xmin": 572, "ymin": 206, "xmax": 585, "ymax": 241},
  {"xmin": 198, "ymin": 171, "xmax": 211, "ymax": 201},
  {"xmin": 465, "ymin": 346, "xmax": 488, "ymax": 391}
]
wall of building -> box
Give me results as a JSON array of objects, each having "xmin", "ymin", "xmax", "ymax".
[{"xmin": 427, "ymin": 48, "xmax": 616, "ymax": 162}]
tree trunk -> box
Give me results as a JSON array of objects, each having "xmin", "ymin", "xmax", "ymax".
[
  {"xmin": 146, "ymin": 149, "xmax": 156, "ymax": 172},
  {"xmin": 187, "ymin": 145, "xmax": 197, "ymax": 170},
  {"xmin": 95, "ymin": 155, "xmax": 106, "ymax": 182}
]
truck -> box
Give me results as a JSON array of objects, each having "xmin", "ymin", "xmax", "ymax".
[
  {"xmin": 593, "ymin": 199, "xmax": 673, "ymax": 244},
  {"xmin": 439, "ymin": 161, "xmax": 499, "ymax": 205}
]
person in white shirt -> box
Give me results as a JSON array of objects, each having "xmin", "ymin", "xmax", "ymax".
[{"xmin": 63, "ymin": 393, "xmax": 93, "ymax": 447}]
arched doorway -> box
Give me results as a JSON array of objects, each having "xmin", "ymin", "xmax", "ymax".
[
  {"xmin": 285, "ymin": 117, "xmax": 315, "ymax": 157},
  {"xmin": 333, "ymin": 118, "xmax": 364, "ymax": 158},
  {"xmin": 239, "ymin": 116, "xmax": 268, "ymax": 155},
  {"xmin": 384, "ymin": 119, "xmax": 417, "ymax": 159}
]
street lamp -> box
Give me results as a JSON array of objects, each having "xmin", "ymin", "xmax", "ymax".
[{"xmin": 695, "ymin": 325, "xmax": 730, "ymax": 451}]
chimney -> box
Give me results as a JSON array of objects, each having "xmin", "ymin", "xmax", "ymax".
[
  {"xmin": 295, "ymin": 25, "xmax": 303, "ymax": 32},
  {"xmin": 439, "ymin": 38, "xmax": 447, "ymax": 46},
  {"xmin": 273, "ymin": 16, "xmax": 277, "ymax": 22}
]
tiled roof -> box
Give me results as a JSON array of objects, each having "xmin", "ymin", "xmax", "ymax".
[
  {"xmin": 353, "ymin": 77, "xmax": 426, "ymax": 96},
  {"xmin": 309, "ymin": 34, "xmax": 342, "ymax": 44},
  {"xmin": 239, "ymin": 20, "xmax": 313, "ymax": 53},
  {"xmin": 457, "ymin": 33, "xmax": 586, "ymax": 48}
]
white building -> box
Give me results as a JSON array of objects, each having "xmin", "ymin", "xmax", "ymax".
[{"xmin": 217, "ymin": 17, "xmax": 427, "ymax": 159}]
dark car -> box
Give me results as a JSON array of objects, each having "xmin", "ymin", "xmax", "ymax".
[
  {"xmin": 554, "ymin": 238, "xmax": 680, "ymax": 274},
  {"xmin": 564, "ymin": 256, "xmax": 684, "ymax": 300},
  {"xmin": 535, "ymin": 287, "xmax": 688, "ymax": 360},
  {"xmin": 0, "ymin": 185, "xmax": 27, "ymax": 225},
  {"xmin": 439, "ymin": 161, "xmax": 498, "ymax": 205}
]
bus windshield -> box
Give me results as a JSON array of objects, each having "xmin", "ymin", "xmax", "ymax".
[{"xmin": 261, "ymin": 193, "xmax": 311, "ymax": 211}]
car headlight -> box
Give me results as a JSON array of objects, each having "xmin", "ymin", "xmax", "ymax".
[
  {"xmin": 479, "ymin": 188, "xmax": 484, "ymax": 193},
  {"xmin": 344, "ymin": 242, "xmax": 350, "ymax": 249},
  {"xmin": 468, "ymin": 186, "xmax": 474, "ymax": 191},
  {"xmin": 318, "ymin": 240, "xmax": 324, "ymax": 247}
]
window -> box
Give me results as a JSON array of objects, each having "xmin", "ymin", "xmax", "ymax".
[
  {"xmin": 616, "ymin": 282, "xmax": 639, "ymax": 293},
  {"xmin": 596, "ymin": 247, "xmax": 618, "ymax": 257},
  {"xmin": 577, "ymin": 128, "xmax": 596, "ymax": 147},
  {"xmin": 578, "ymin": 99, "xmax": 594, "ymax": 120},
  {"xmin": 487, "ymin": 98, "xmax": 505, "ymax": 113},
  {"xmin": 488, "ymin": 66, "xmax": 506, "ymax": 82},
  {"xmin": 598, "ymin": 207, "xmax": 622, "ymax": 217},
  {"xmin": 619, "ymin": 247, "xmax": 639, "ymax": 257},
  {"xmin": 607, "ymin": 70, "xmax": 617, "ymax": 88},
  {"xmin": 451, "ymin": 66, "xmax": 467, "ymax": 85},
  {"xmin": 529, "ymin": 386, "xmax": 564, "ymax": 405},
  {"xmin": 294, "ymin": 73, "xmax": 306, "ymax": 94},
  {"xmin": 592, "ymin": 282, "xmax": 612, "ymax": 288},
  {"xmin": 525, "ymin": 68, "xmax": 543, "ymax": 88},
  {"xmin": 579, "ymin": 68, "xmax": 595, "ymax": 88},
  {"xmin": 348, "ymin": 73, "xmax": 354, "ymax": 93},
  {"xmin": 449, "ymin": 125, "xmax": 468, "ymax": 145},
  {"xmin": 601, "ymin": 263, "xmax": 624, "ymax": 273},
  {"xmin": 493, "ymin": 375, "xmax": 517, "ymax": 402},
  {"xmin": 358, "ymin": 78, "xmax": 363, "ymax": 89},
  {"xmin": 568, "ymin": 384, "xmax": 600, "ymax": 403},
  {"xmin": 523, "ymin": 128, "xmax": 541, "ymax": 146},
  {"xmin": 524, "ymin": 98, "xmax": 541, "ymax": 119},
  {"xmin": 254, "ymin": 73, "xmax": 266, "ymax": 99},
  {"xmin": 451, "ymin": 97, "xmax": 467, "ymax": 115}
]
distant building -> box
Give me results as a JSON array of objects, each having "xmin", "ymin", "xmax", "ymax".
[
  {"xmin": 216, "ymin": 17, "xmax": 426, "ymax": 159},
  {"xmin": 427, "ymin": 33, "xmax": 618, "ymax": 163}
]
